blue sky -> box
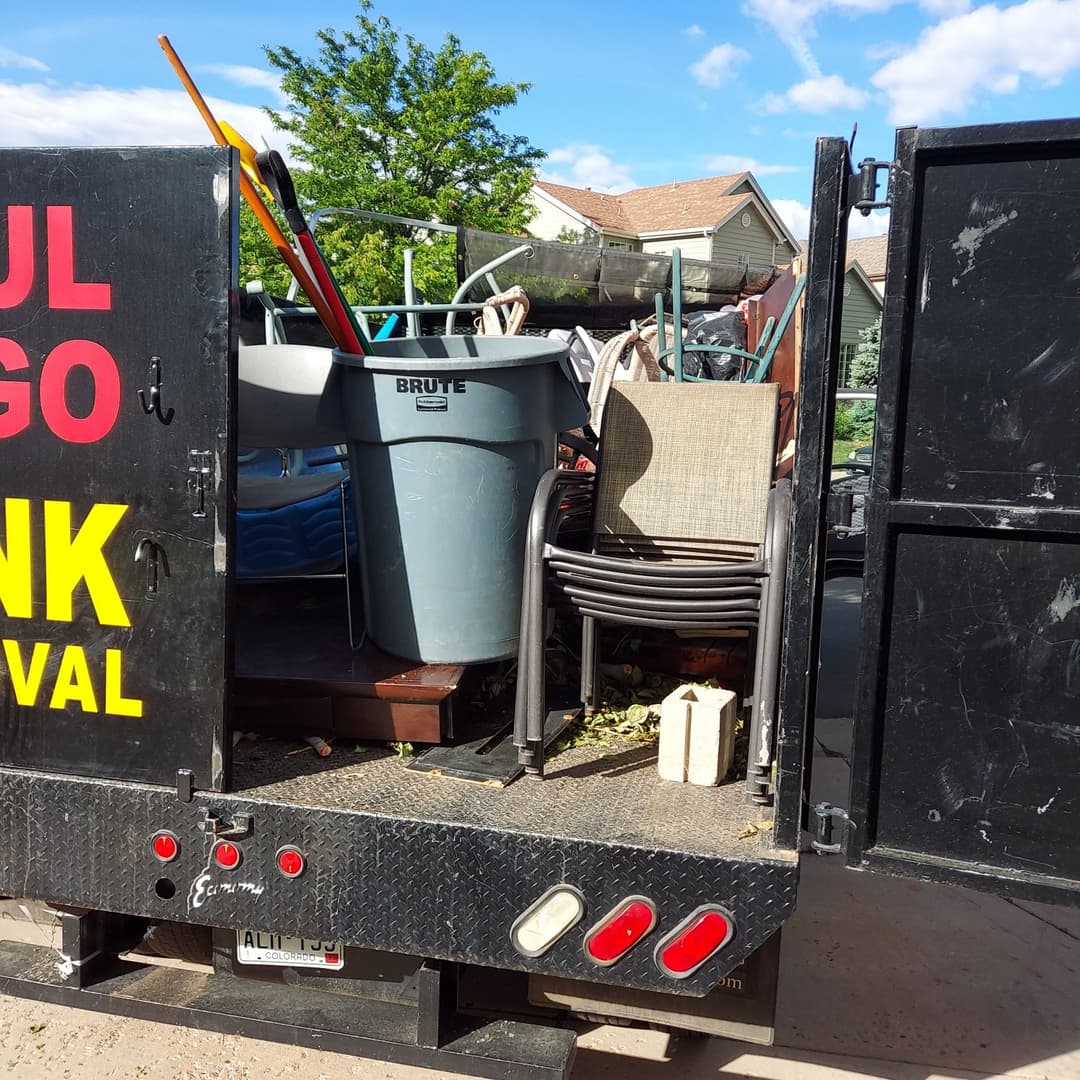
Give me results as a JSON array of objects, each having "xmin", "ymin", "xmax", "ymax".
[{"xmin": 3, "ymin": 0, "xmax": 1080, "ymax": 239}]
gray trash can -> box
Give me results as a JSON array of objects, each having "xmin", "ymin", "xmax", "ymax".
[{"xmin": 333, "ymin": 336, "xmax": 588, "ymax": 664}]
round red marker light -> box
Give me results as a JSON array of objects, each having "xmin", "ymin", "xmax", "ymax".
[
  {"xmin": 276, "ymin": 847, "xmax": 305, "ymax": 879},
  {"xmin": 213, "ymin": 841, "xmax": 242, "ymax": 870},
  {"xmin": 655, "ymin": 906, "xmax": 735, "ymax": 978},
  {"xmin": 151, "ymin": 831, "xmax": 179, "ymax": 863},
  {"xmin": 584, "ymin": 898, "xmax": 657, "ymax": 966}
]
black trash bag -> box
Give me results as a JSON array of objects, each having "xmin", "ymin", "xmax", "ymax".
[{"xmin": 682, "ymin": 307, "xmax": 747, "ymax": 380}]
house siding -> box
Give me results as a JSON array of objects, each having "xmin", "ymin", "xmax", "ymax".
[
  {"xmin": 599, "ymin": 232, "xmax": 641, "ymax": 251},
  {"xmin": 710, "ymin": 204, "xmax": 787, "ymax": 268},
  {"xmin": 840, "ymin": 269, "xmax": 882, "ymax": 345},
  {"xmin": 527, "ymin": 193, "xmax": 593, "ymax": 242},
  {"xmin": 640, "ymin": 236, "xmax": 711, "ymax": 261}
]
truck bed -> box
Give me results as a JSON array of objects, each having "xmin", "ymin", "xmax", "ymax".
[{"xmin": 231, "ymin": 736, "xmax": 778, "ymax": 861}]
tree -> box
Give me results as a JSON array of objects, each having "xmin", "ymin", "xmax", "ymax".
[
  {"xmin": 249, "ymin": 2, "xmax": 544, "ymax": 305},
  {"xmin": 849, "ymin": 314, "xmax": 881, "ymax": 388},
  {"xmin": 554, "ymin": 225, "xmax": 600, "ymax": 246},
  {"xmin": 846, "ymin": 314, "xmax": 881, "ymax": 440}
]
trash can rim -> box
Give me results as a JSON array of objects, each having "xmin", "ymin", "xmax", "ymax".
[{"xmin": 332, "ymin": 336, "xmax": 569, "ymax": 372}]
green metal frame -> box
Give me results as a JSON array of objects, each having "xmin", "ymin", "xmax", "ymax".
[{"xmin": 654, "ymin": 248, "xmax": 805, "ymax": 384}]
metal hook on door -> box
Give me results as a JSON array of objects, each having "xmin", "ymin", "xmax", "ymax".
[
  {"xmin": 135, "ymin": 538, "xmax": 171, "ymax": 595},
  {"xmin": 138, "ymin": 355, "xmax": 175, "ymax": 425}
]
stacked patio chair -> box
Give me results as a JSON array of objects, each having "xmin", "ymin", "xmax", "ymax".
[{"xmin": 513, "ymin": 380, "xmax": 791, "ymax": 803}]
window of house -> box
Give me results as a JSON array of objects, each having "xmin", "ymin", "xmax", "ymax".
[
  {"xmin": 839, "ymin": 343, "xmax": 857, "ymax": 387},
  {"xmin": 736, "ymin": 252, "xmax": 750, "ymax": 268},
  {"xmin": 607, "ymin": 240, "xmax": 632, "ymax": 251}
]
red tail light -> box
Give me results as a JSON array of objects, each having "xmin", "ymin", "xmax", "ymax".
[
  {"xmin": 654, "ymin": 905, "xmax": 735, "ymax": 978},
  {"xmin": 212, "ymin": 841, "xmax": 242, "ymax": 870},
  {"xmin": 151, "ymin": 831, "xmax": 179, "ymax": 863},
  {"xmin": 583, "ymin": 897, "xmax": 657, "ymax": 966},
  {"xmin": 276, "ymin": 846, "xmax": 305, "ymax": 879}
]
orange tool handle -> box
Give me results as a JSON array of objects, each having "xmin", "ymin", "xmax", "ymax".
[{"xmin": 156, "ymin": 35, "xmax": 345, "ymax": 345}]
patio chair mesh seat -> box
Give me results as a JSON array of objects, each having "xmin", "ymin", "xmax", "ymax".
[{"xmin": 514, "ymin": 380, "xmax": 791, "ymax": 803}]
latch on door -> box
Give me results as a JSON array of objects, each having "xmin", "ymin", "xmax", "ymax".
[
  {"xmin": 811, "ymin": 802, "xmax": 851, "ymax": 855},
  {"xmin": 201, "ymin": 810, "xmax": 253, "ymax": 840}
]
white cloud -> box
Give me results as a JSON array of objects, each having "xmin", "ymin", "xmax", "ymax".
[
  {"xmin": 760, "ymin": 91, "xmax": 791, "ymax": 113},
  {"xmin": 872, "ymin": 0, "xmax": 1080, "ymax": 124},
  {"xmin": 0, "ymin": 46, "xmax": 49, "ymax": 73},
  {"xmin": 0, "ymin": 81, "xmax": 286, "ymax": 153},
  {"xmin": 775, "ymin": 198, "xmax": 889, "ymax": 241},
  {"xmin": 705, "ymin": 153, "xmax": 802, "ymax": 175},
  {"xmin": 690, "ymin": 43, "xmax": 752, "ymax": 88},
  {"xmin": 848, "ymin": 209, "xmax": 890, "ymax": 237},
  {"xmin": 541, "ymin": 144, "xmax": 636, "ymax": 192},
  {"xmin": 789, "ymin": 74, "xmax": 869, "ymax": 110},
  {"xmin": 918, "ymin": 0, "xmax": 971, "ymax": 13},
  {"xmin": 199, "ymin": 64, "xmax": 284, "ymax": 102},
  {"xmin": 761, "ymin": 74, "xmax": 869, "ymax": 113},
  {"xmin": 832, "ymin": 0, "xmax": 897, "ymax": 11},
  {"xmin": 865, "ymin": 40, "xmax": 905, "ymax": 61},
  {"xmin": 741, "ymin": 0, "xmax": 825, "ymax": 78},
  {"xmin": 683, "ymin": 23, "xmax": 706, "ymax": 36},
  {"xmin": 772, "ymin": 198, "xmax": 813, "ymax": 240},
  {"xmin": 742, "ymin": 0, "xmax": 972, "ymax": 78}
]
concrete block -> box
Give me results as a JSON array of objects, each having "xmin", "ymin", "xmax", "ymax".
[{"xmin": 658, "ymin": 684, "xmax": 738, "ymax": 785}]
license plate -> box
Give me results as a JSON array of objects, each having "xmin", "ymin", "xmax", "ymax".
[{"xmin": 236, "ymin": 930, "xmax": 344, "ymax": 969}]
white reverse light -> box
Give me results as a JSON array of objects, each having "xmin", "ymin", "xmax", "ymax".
[{"xmin": 510, "ymin": 886, "xmax": 586, "ymax": 957}]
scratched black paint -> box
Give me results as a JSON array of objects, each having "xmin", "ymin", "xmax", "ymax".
[
  {"xmin": 901, "ymin": 156, "xmax": 1080, "ymax": 508},
  {"xmin": 848, "ymin": 119, "xmax": 1080, "ymax": 903},
  {"xmin": 0, "ymin": 147, "xmax": 237, "ymax": 790}
]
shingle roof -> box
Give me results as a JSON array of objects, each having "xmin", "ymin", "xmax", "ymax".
[
  {"xmin": 534, "ymin": 173, "xmax": 751, "ymax": 234},
  {"xmin": 532, "ymin": 180, "xmax": 636, "ymax": 232},
  {"xmin": 845, "ymin": 235, "xmax": 888, "ymax": 278},
  {"xmin": 613, "ymin": 174, "xmax": 749, "ymax": 232},
  {"xmin": 798, "ymin": 233, "xmax": 889, "ymax": 277}
]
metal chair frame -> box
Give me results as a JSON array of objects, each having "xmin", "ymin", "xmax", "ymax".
[{"xmin": 513, "ymin": 384, "xmax": 792, "ymax": 804}]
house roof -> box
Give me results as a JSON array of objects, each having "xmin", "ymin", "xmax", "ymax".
[
  {"xmin": 844, "ymin": 235, "xmax": 888, "ymax": 279},
  {"xmin": 845, "ymin": 260, "xmax": 882, "ymax": 304},
  {"xmin": 613, "ymin": 174, "xmax": 748, "ymax": 232},
  {"xmin": 532, "ymin": 180, "xmax": 637, "ymax": 233},
  {"xmin": 797, "ymin": 239, "xmax": 883, "ymax": 303},
  {"xmin": 532, "ymin": 173, "xmax": 797, "ymax": 247},
  {"xmin": 799, "ymin": 234, "xmax": 889, "ymax": 277}
]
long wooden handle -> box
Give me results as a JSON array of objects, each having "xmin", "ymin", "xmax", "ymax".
[{"xmin": 156, "ymin": 34, "xmax": 344, "ymax": 344}]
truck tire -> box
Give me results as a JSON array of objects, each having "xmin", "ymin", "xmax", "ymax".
[{"xmin": 141, "ymin": 920, "xmax": 213, "ymax": 965}]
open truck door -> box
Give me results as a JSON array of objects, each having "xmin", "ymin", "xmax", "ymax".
[
  {"xmin": 0, "ymin": 119, "xmax": 1075, "ymax": 1080},
  {"xmin": 0, "ymin": 147, "xmax": 235, "ymax": 792},
  {"xmin": 793, "ymin": 120, "xmax": 1080, "ymax": 905}
]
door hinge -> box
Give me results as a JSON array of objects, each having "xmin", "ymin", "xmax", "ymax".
[
  {"xmin": 848, "ymin": 158, "xmax": 893, "ymax": 215},
  {"xmin": 188, "ymin": 449, "xmax": 212, "ymax": 518},
  {"xmin": 811, "ymin": 802, "xmax": 851, "ymax": 854}
]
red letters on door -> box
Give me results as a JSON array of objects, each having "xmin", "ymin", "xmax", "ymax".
[{"xmin": 0, "ymin": 205, "xmax": 118, "ymax": 443}]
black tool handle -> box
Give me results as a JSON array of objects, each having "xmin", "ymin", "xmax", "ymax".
[{"xmin": 255, "ymin": 149, "xmax": 307, "ymax": 235}]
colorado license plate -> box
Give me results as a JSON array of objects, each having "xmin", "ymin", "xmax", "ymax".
[{"xmin": 236, "ymin": 930, "xmax": 344, "ymax": 969}]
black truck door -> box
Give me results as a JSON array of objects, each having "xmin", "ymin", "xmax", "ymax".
[
  {"xmin": 0, "ymin": 147, "xmax": 236, "ymax": 791},
  {"xmin": 841, "ymin": 119, "xmax": 1080, "ymax": 904}
]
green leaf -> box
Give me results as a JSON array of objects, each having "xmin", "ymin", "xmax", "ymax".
[{"xmin": 242, "ymin": 3, "xmax": 544, "ymax": 300}]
